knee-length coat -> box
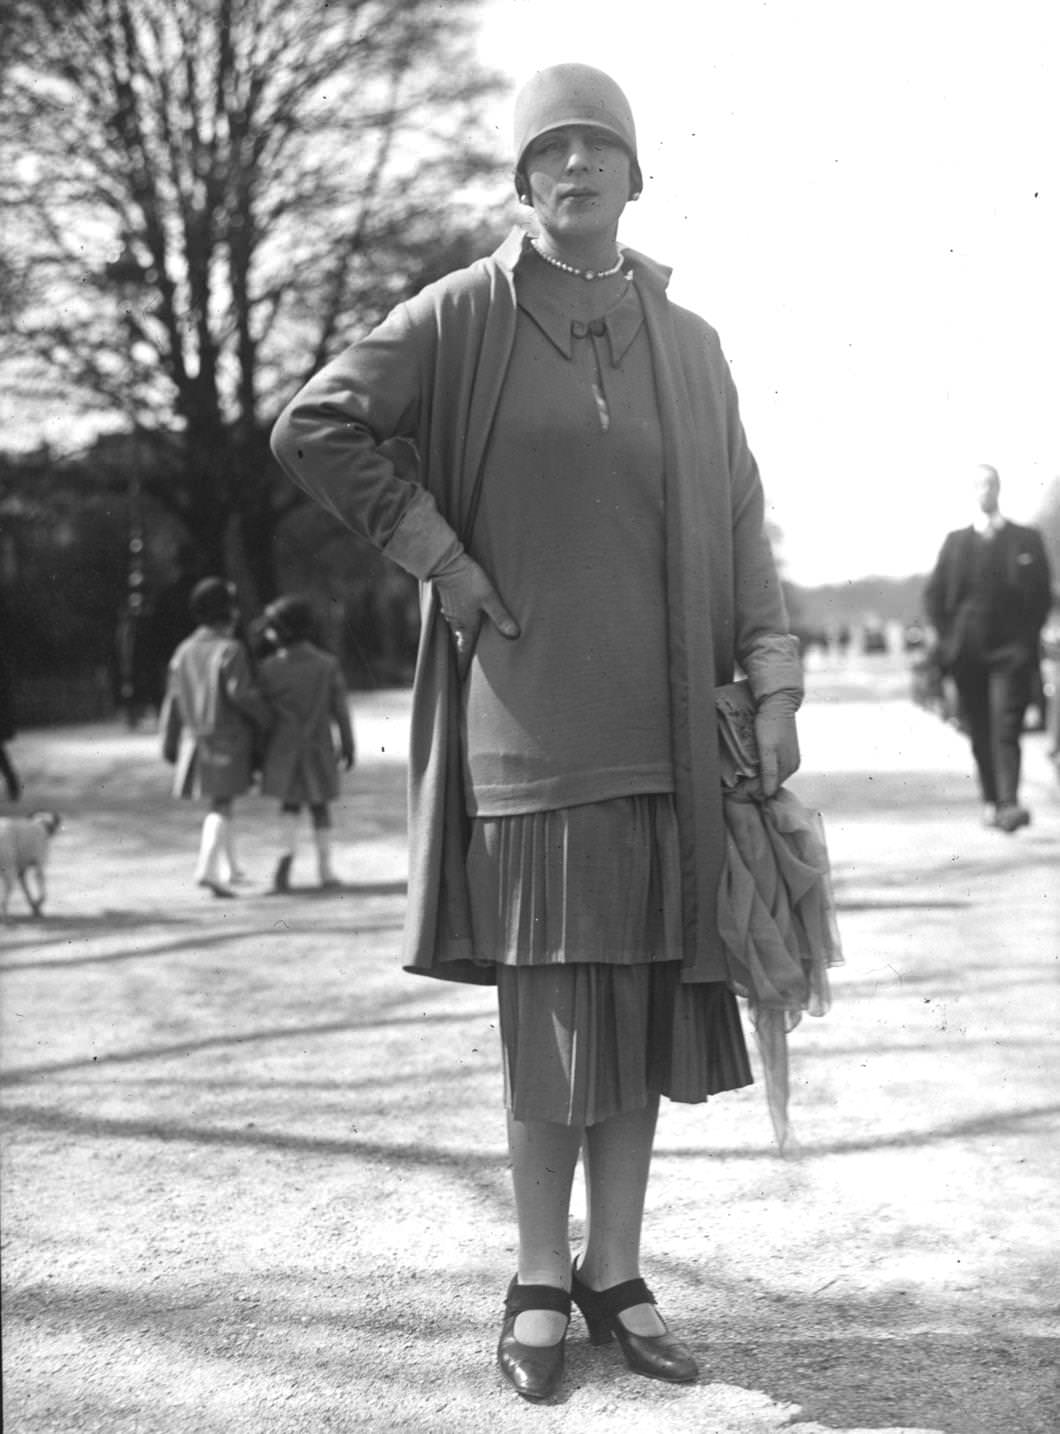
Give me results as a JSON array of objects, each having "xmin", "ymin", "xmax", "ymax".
[
  {"xmin": 258, "ymin": 642, "xmax": 355, "ymax": 805},
  {"xmin": 163, "ymin": 627, "xmax": 270, "ymax": 800},
  {"xmin": 271, "ymin": 229, "xmax": 802, "ymax": 987}
]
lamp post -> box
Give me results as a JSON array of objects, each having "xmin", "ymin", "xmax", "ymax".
[
  {"xmin": 116, "ymin": 454, "xmax": 149, "ymax": 727},
  {"xmin": 105, "ymin": 242, "xmax": 153, "ymax": 728}
]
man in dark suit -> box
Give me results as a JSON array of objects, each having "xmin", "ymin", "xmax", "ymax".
[{"xmin": 924, "ymin": 465, "xmax": 1052, "ymax": 831}]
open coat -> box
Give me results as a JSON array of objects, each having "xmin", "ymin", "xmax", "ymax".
[{"xmin": 271, "ymin": 230, "xmax": 801, "ymax": 986}]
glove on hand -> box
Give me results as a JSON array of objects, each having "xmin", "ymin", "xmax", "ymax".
[
  {"xmin": 432, "ymin": 549, "xmax": 519, "ymax": 678},
  {"xmin": 755, "ymin": 689, "xmax": 801, "ymax": 797}
]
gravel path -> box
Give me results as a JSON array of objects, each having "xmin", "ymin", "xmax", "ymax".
[{"xmin": 2, "ymin": 657, "xmax": 1057, "ymax": 1432}]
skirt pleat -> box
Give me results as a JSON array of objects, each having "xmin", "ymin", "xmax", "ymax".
[
  {"xmin": 497, "ymin": 962, "xmax": 752, "ymax": 1126},
  {"xmin": 473, "ymin": 795, "xmax": 752, "ymax": 1126},
  {"xmin": 467, "ymin": 797, "xmax": 683, "ymax": 966}
]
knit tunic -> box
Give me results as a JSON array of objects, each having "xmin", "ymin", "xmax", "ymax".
[{"xmin": 465, "ymin": 253, "xmax": 671, "ymax": 816}]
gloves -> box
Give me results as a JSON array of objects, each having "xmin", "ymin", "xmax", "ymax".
[
  {"xmin": 755, "ymin": 689, "xmax": 801, "ymax": 797},
  {"xmin": 431, "ymin": 548, "xmax": 519, "ymax": 678}
]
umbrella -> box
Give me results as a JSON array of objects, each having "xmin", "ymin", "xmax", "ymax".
[{"xmin": 714, "ymin": 683, "xmax": 843, "ymax": 1152}]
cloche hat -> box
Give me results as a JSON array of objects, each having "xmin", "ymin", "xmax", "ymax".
[{"xmin": 512, "ymin": 63, "xmax": 643, "ymax": 199}]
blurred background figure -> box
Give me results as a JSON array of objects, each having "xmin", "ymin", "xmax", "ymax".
[
  {"xmin": 1042, "ymin": 597, "xmax": 1060, "ymax": 781},
  {"xmin": 0, "ymin": 592, "xmax": 22, "ymax": 804},
  {"xmin": 161, "ymin": 577, "xmax": 271, "ymax": 896},
  {"xmin": 924, "ymin": 464, "xmax": 1052, "ymax": 832},
  {"xmin": 257, "ymin": 594, "xmax": 355, "ymax": 893}
]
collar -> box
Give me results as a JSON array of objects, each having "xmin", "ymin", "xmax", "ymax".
[
  {"xmin": 500, "ymin": 231, "xmax": 649, "ymax": 363},
  {"xmin": 517, "ymin": 268, "xmax": 645, "ymax": 364}
]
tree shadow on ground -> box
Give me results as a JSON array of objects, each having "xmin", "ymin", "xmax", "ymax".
[
  {"xmin": 652, "ymin": 1099, "xmax": 1060, "ymax": 1161},
  {"xmin": 2, "ymin": 909, "xmax": 197, "ymax": 932},
  {"xmin": 0, "ymin": 922, "xmax": 309, "ymax": 972},
  {"xmin": 0, "ymin": 897, "xmax": 409, "ymax": 969},
  {"xmin": 0, "ymin": 1100, "xmax": 511, "ymax": 1178},
  {"xmin": 265, "ymin": 881, "xmax": 407, "ymax": 899},
  {"xmin": 0, "ymin": 995, "xmax": 484, "ymax": 1084},
  {"xmin": 3, "ymin": 1271, "xmax": 1056, "ymax": 1432},
  {"xmin": 3, "ymin": 1092, "xmax": 1057, "ymax": 1167},
  {"xmin": 706, "ymin": 1329, "xmax": 1057, "ymax": 1434}
]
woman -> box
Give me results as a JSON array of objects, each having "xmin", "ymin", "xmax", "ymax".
[
  {"xmin": 271, "ymin": 63, "xmax": 802, "ymax": 1402},
  {"xmin": 162, "ymin": 577, "xmax": 271, "ymax": 897}
]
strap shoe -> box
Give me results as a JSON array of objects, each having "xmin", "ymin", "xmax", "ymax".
[
  {"xmin": 497, "ymin": 1276, "xmax": 570, "ymax": 1402},
  {"xmin": 571, "ymin": 1264, "xmax": 698, "ymax": 1383}
]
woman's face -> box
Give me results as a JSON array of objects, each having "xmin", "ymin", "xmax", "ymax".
[{"xmin": 523, "ymin": 124, "xmax": 631, "ymax": 247}]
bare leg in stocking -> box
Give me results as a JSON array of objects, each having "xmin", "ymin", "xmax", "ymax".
[
  {"xmin": 506, "ymin": 1113, "xmax": 581, "ymax": 1346},
  {"xmin": 578, "ymin": 1096, "xmax": 666, "ymax": 1335}
]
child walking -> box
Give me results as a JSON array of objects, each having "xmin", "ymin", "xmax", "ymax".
[
  {"xmin": 162, "ymin": 578, "xmax": 271, "ymax": 897},
  {"xmin": 258, "ymin": 595, "xmax": 355, "ymax": 891}
]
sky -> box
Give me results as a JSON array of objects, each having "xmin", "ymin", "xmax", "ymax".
[{"xmin": 476, "ymin": 0, "xmax": 1060, "ymax": 584}]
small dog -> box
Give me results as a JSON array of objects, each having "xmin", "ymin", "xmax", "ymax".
[{"xmin": 0, "ymin": 810, "xmax": 62, "ymax": 920}]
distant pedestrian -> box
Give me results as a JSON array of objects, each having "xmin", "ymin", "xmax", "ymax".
[
  {"xmin": 161, "ymin": 578, "xmax": 271, "ymax": 896},
  {"xmin": 0, "ymin": 593, "xmax": 23, "ymax": 805},
  {"xmin": 924, "ymin": 464, "xmax": 1052, "ymax": 831},
  {"xmin": 257, "ymin": 595, "xmax": 355, "ymax": 892}
]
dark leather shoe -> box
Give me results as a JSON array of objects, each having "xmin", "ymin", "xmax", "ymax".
[
  {"xmin": 497, "ymin": 1276, "xmax": 570, "ymax": 1402},
  {"xmin": 571, "ymin": 1265, "xmax": 698, "ymax": 1384},
  {"xmin": 995, "ymin": 804, "xmax": 1031, "ymax": 833}
]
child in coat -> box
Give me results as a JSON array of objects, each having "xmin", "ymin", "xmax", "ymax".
[
  {"xmin": 162, "ymin": 578, "xmax": 271, "ymax": 897},
  {"xmin": 258, "ymin": 595, "xmax": 355, "ymax": 891}
]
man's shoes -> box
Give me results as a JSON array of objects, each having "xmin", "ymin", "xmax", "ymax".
[
  {"xmin": 270, "ymin": 854, "xmax": 293, "ymax": 893},
  {"xmin": 995, "ymin": 804, "xmax": 1031, "ymax": 833}
]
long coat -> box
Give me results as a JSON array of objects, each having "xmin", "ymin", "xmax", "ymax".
[
  {"xmin": 271, "ymin": 229, "xmax": 802, "ymax": 986},
  {"xmin": 163, "ymin": 627, "xmax": 270, "ymax": 800},
  {"xmin": 258, "ymin": 642, "xmax": 354, "ymax": 805}
]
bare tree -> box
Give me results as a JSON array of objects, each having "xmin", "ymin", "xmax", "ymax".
[{"xmin": 1, "ymin": 0, "xmax": 510, "ymax": 599}]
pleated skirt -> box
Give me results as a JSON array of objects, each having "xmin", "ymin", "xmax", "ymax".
[{"xmin": 467, "ymin": 796, "xmax": 753, "ymax": 1126}]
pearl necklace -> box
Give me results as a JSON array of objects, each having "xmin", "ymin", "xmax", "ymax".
[{"xmin": 530, "ymin": 239, "xmax": 626, "ymax": 280}]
